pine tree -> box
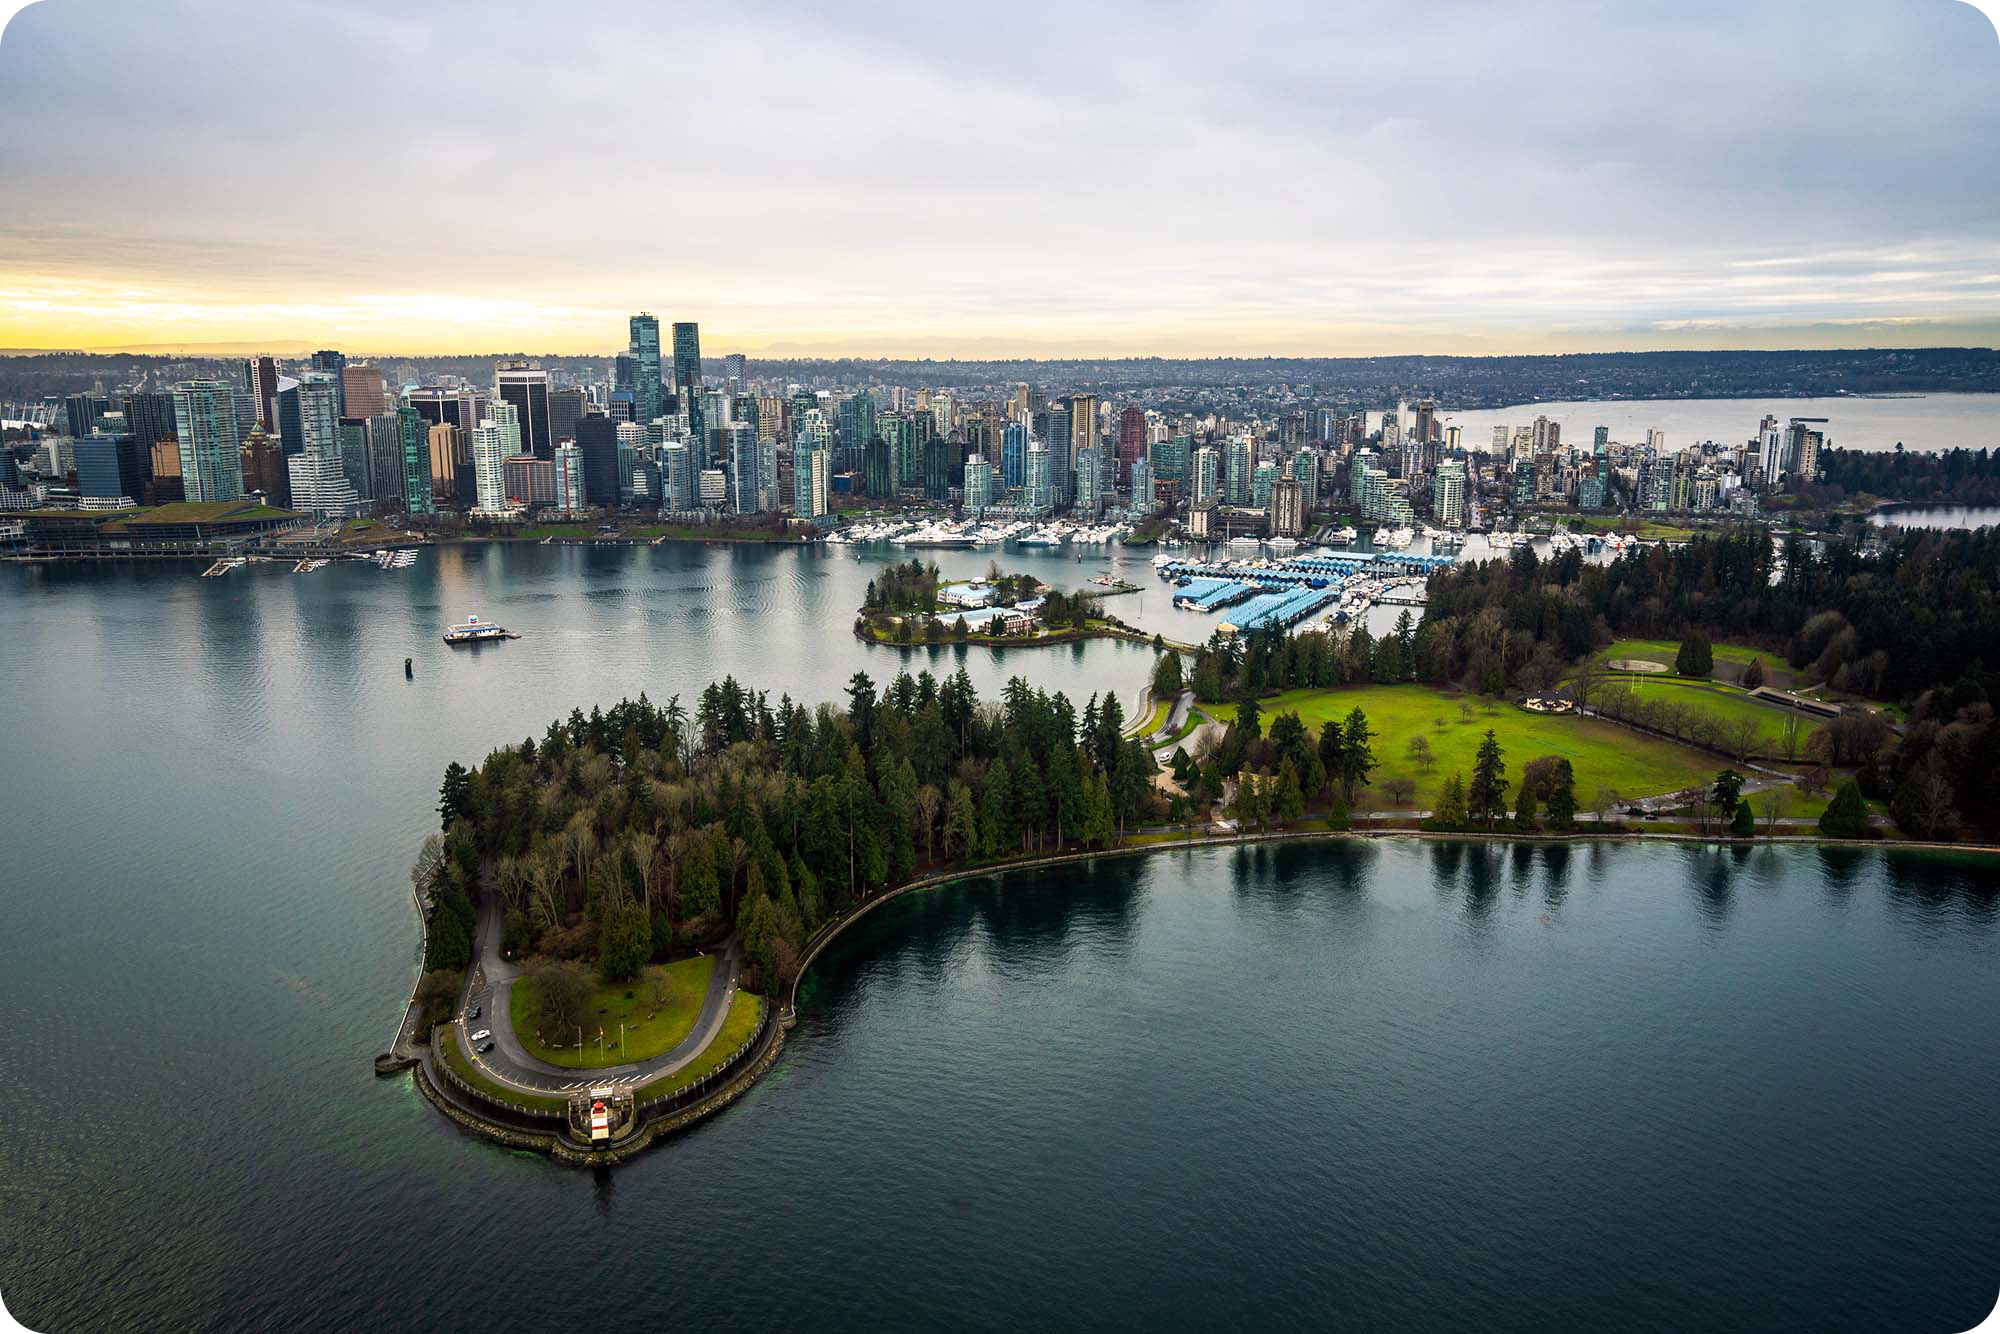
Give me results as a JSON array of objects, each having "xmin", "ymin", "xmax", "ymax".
[
  {"xmin": 1544, "ymin": 759, "xmax": 1577, "ymax": 830},
  {"xmin": 1339, "ymin": 708, "xmax": 1376, "ymax": 801},
  {"xmin": 1819, "ymin": 779, "xmax": 1869, "ymax": 839},
  {"xmin": 1467, "ymin": 730, "xmax": 1509, "ymax": 827}
]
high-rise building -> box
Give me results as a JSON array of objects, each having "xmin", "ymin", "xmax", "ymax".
[
  {"xmin": 365, "ymin": 413, "xmax": 405, "ymax": 507},
  {"xmin": 629, "ymin": 314, "xmax": 662, "ymax": 425},
  {"xmin": 1252, "ymin": 459, "xmax": 1278, "ymax": 509},
  {"xmin": 1270, "ymin": 477, "xmax": 1304, "ymax": 537},
  {"xmin": 922, "ymin": 435, "xmax": 951, "ymax": 501},
  {"xmin": 549, "ymin": 388, "xmax": 585, "ymax": 448},
  {"xmin": 470, "ymin": 419, "xmax": 510, "ymax": 513},
  {"xmin": 73, "ymin": 432, "xmax": 142, "ymax": 507},
  {"xmin": 661, "ymin": 442, "xmax": 693, "ymax": 512},
  {"xmin": 1025, "ymin": 443, "xmax": 1052, "ymax": 513},
  {"xmin": 554, "ymin": 443, "xmax": 586, "ymax": 516},
  {"xmin": 495, "ymin": 362, "xmax": 552, "ymax": 458},
  {"xmin": 124, "ymin": 391, "xmax": 178, "ymax": 452},
  {"xmin": 406, "ymin": 386, "xmax": 484, "ymax": 440},
  {"xmin": 171, "ymin": 379, "xmax": 245, "ymax": 502},
  {"xmin": 1116, "ymin": 407, "xmax": 1145, "ymax": 486},
  {"xmin": 671, "ymin": 322, "xmax": 702, "ymax": 395},
  {"xmin": 576, "ymin": 415, "xmax": 619, "ymax": 507},
  {"xmin": 1786, "ymin": 418, "xmax": 1826, "ymax": 481},
  {"xmin": 399, "ymin": 406, "xmax": 434, "ymax": 514},
  {"xmin": 1150, "ymin": 433, "xmax": 1190, "ymax": 483},
  {"xmin": 796, "ymin": 447, "xmax": 833, "ymax": 519},
  {"xmin": 63, "ymin": 391, "xmax": 100, "ymax": 439},
  {"xmin": 341, "ymin": 365, "xmax": 387, "ymax": 420},
  {"xmin": 1224, "ymin": 438, "xmax": 1253, "ymax": 505},
  {"xmin": 863, "ymin": 437, "xmax": 892, "ymax": 499},
  {"xmin": 963, "ymin": 455, "xmax": 992, "ymax": 514},
  {"xmin": 724, "ymin": 352, "xmax": 747, "ymax": 383},
  {"xmin": 504, "ymin": 453, "xmax": 556, "ymax": 508},
  {"xmin": 1002, "ymin": 422, "xmax": 1027, "ymax": 490},
  {"xmin": 146, "ymin": 438, "xmax": 184, "ymax": 504},
  {"xmin": 1131, "ymin": 457, "xmax": 1155, "ymax": 513},
  {"xmin": 427, "ymin": 424, "xmax": 464, "ymax": 502},
  {"xmin": 1294, "ymin": 450, "xmax": 1320, "ymax": 512},
  {"xmin": 1431, "ymin": 460, "xmax": 1467, "ymax": 528},
  {"xmin": 1075, "ymin": 445, "xmax": 1103, "ymax": 514},
  {"xmin": 1191, "ymin": 446, "xmax": 1220, "ymax": 507},
  {"xmin": 1069, "ymin": 394, "xmax": 1099, "ymax": 466},
  {"xmin": 309, "ymin": 350, "xmax": 348, "ymax": 417},
  {"xmin": 246, "ymin": 355, "xmax": 280, "ymax": 431}
]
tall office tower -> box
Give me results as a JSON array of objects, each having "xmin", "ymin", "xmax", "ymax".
[
  {"xmin": 1593, "ymin": 425, "xmax": 1610, "ymax": 454},
  {"xmin": 74, "ymin": 432, "xmax": 142, "ymax": 507},
  {"xmin": 628, "ymin": 314, "xmax": 662, "ymax": 424},
  {"xmin": 921, "ymin": 435, "xmax": 951, "ymax": 501},
  {"xmin": 863, "ymin": 437, "xmax": 892, "ymax": 499},
  {"xmin": 486, "ymin": 399, "xmax": 523, "ymax": 462},
  {"xmin": 1069, "ymin": 393, "xmax": 1099, "ymax": 463},
  {"xmin": 336, "ymin": 421, "xmax": 371, "ymax": 498},
  {"xmin": 1025, "ymin": 443, "xmax": 1051, "ymax": 512},
  {"xmin": 576, "ymin": 415, "xmax": 619, "ymax": 507},
  {"xmin": 310, "ymin": 350, "xmax": 348, "ymax": 418},
  {"xmin": 398, "ymin": 406, "xmax": 434, "ymax": 514},
  {"xmin": 1270, "ymin": 476, "xmax": 1304, "ymax": 537},
  {"xmin": 146, "ymin": 438, "xmax": 184, "ymax": 503},
  {"xmin": 240, "ymin": 427, "xmax": 289, "ymax": 503},
  {"xmin": 1116, "ymin": 407, "xmax": 1145, "ymax": 486},
  {"xmin": 1149, "ymin": 433, "xmax": 1190, "ymax": 483},
  {"xmin": 246, "ymin": 355, "xmax": 280, "ymax": 430},
  {"xmin": 1431, "ymin": 460, "xmax": 1467, "ymax": 528},
  {"xmin": 425, "ymin": 424, "xmax": 462, "ymax": 501},
  {"xmin": 171, "ymin": 379, "xmax": 245, "ymax": 502},
  {"xmin": 547, "ymin": 387, "xmax": 585, "ymax": 449},
  {"xmin": 468, "ymin": 420, "xmax": 509, "ymax": 512},
  {"xmin": 671, "ymin": 322, "xmax": 702, "ymax": 395},
  {"xmin": 551, "ymin": 443, "xmax": 585, "ymax": 516},
  {"xmin": 796, "ymin": 447, "xmax": 833, "ymax": 519},
  {"xmin": 124, "ymin": 390, "xmax": 178, "ymax": 452},
  {"xmin": 285, "ymin": 379, "xmax": 364, "ymax": 516},
  {"xmin": 729, "ymin": 428, "xmax": 764, "ymax": 513},
  {"xmin": 495, "ymin": 362, "xmax": 552, "ymax": 458},
  {"xmin": 1130, "ymin": 457, "xmax": 1155, "ymax": 514},
  {"xmin": 724, "ymin": 352, "xmax": 747, "ymax": 384},
  {"xmin": 1293, "ymin": 449, "xmax": 1320, "ymax": 512},
  {"xmin": 365, "ymin": 413, "xmax": 405, "ymax": 506},
  {"xmin": 963, "ymin": 456, "xmax": 992, "ymax": 514},
  {"xmin": 341, "ymin": 365, "xmax": 387, "ymax": 420},
  {"xmin": 1491, "ymin": 425, "xmax": 1510, "ymax": 455},
  {"xmin": 1002, "ymin": 422, "xmax": 1027, "ymax": 490},
  {"xmin": 876, "ymin": 412, "xmax": 913, "ymax": 488},
  {"xmin": 63, "ymin": 391, "xmax": 99, "ymax": 438},
  {"xmin": 1224, "ymin": 438, "xmax": 1253, "ymax": 505},
  {"xmin": 406, "ymin": 386, "xmax": 484, "ymax": 437},
  {"xmin": 1045, "ymin": 402, "xmax": 1072, "ymax": 501}
]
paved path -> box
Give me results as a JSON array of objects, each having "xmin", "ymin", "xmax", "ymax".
[{"xmin": 454, "ymin": 890, "xmax": 744, "ymax": 1096}]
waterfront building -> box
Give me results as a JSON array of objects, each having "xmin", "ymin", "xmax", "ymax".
[
  {"xmin": 549, "ymin": 388, "xmax": 586, "ymax": 448},
  {"xmin": 1191, "ymin": 446, "xmax": 1220, "ymax": 507},
  {"xmin": 427, "ymin": 423, "xmax": 464, "ymax": 503},
  {"xmin": 1025, "ymin": 442, "xmax": 1052, "ymax": 512},
  {"xmin": 697, "ymin": 467, "xmax": 727, "ymax": 508},
  {"xmin": 796, "ymin": 446, "xmax": 832, "ymax": 519},
  {"xmin": 1225, "ymin": 437, "xmax": 1253, "ymax": 505},
  {"xmin": 1117, "ymin": 407, "xmax": 1145, "ymax": 486},
  {"xmin": 399, "ymin": 406, "xmax": 433, "ymax": 514},
  {"xmin": 1002, "ymin": 422, "xmax": 1027, "ymax": 490},
  {"xmin": 1252, "ymin": 459, "xmax": 1278, "ymax": 510},
  {"xmin": 662, "ymin": 442, "xmax": 693, "ymax": 511},
  {"xmin": 629, "ymin": 314, "xmax": 662, "ymax": 425},
  {"xmin": 495, "ymin": 362, "xmax": 552, "ymax": 458},
  {"xmin": 1293, "ymin": 449, "xmax": 1320, "ymax": 512},
  {"xmin": 504, "ymin": 453, "xmax": 556, "ymax": 508},
  {"xmin": 863, "ymin": 436, "xmax": 892, "ymax": 499},
  {"xmin": 1431, "ymin": 460, "xmax": 1467, "ymax": 528},
  {"xmin": 964, "ymin": 455, "xmax": 993, "ymax": 514},
  {"xmin": 576, "ymin": 415, "xmax": 619, "ymax": 507},
  {"xmin": 1270, "ymin": 476, "xmax": 1304, "ymax": 537},
  {"xmin": 554, "ymin": 443, "xmax": 585, "ymax": 516},
  {"xmin": 240, "ymin": 427, "xmax": 288, "ymax": 504},
  {"xmin": 1075, "ymin": 445, "xmax": 1103, "ymax": 515},
  {"xmin": 1131, "ymin": 457, "xmax": 1155, "ymax": 513},
  {"xmin": 74, "ymin": 432, "xmax": 142, "ymax": 507},
  {"xmin": 171, "ymin": 379, "xmax": 245, "ymax": 502},
  {"xmin": 470, "ymin": 419, "xmax": 510, "ymax": 513},
  {"xmin": 1150, "ymin": 433, "xmax": 1190, "ymax": 483}
]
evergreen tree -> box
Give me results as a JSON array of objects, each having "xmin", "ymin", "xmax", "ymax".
[
  {"xmin": 1275, "ymin": 760, "xmax": 1305, "ymax": 824},
  {"xmin": 1711, "ymin": 769, "xmax": 1745, "ymax": 819},
  {"xmin": 1514, "ymin": 779, "xmax": 1538, "ymax": 830},
  {"xmin": 1467, "ymin": 730, "xmax": 1509, "ymax": 827},
  {"xmin": 1730, "ymin": 799, "xmax": 1756, "ymax": 838},
  {"xmin": 1544, "ymin": 758, "xmax": 1578, "ymax": 830},
  {"xmin": 1338, "ymin": 708, "xmax": 1376, "ymax": 801},
  {"xmin": 1675, "ymin": 632, "xmax": 1714, "ymax": 679},
  {"xmin": 1819, "ymin": 779, "xmax": 1869, "ymax": 839},
  {"xmin": 1431, "ymin": 771, "xmax": 1469, "ymax": 828},
  {"xmin": 438, "ymin": 761, "xmax": 471, "ymax": 831}
]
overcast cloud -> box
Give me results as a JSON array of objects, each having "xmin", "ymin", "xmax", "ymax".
[{"xmin": 0, "ymin": 0, "xmax": 1995, "ymax": 354}]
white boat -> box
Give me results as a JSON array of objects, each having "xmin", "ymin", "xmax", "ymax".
[{"xmin": 443, "ymin": 614, "xmax": 517, "ymax": 645}]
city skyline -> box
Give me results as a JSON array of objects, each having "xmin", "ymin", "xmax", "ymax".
[{"xmin": 1, "ymin": 0, "xmax": 1997, "ymax": 356}]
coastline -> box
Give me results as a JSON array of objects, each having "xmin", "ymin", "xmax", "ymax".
[{"xmin": 403, "ymin": 821, "xmax": 1999, "ymax": 1167}]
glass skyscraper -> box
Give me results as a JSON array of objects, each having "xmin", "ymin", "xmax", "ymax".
[
  {"xmin": 629, "ymin": 314, "xmax": 662, "ymax": 425},
  {"xmin": 171, "ymin": 379, "xmax": 245, "ymax": 502}
]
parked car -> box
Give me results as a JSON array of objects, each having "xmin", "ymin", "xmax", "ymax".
[
  {"xmin": 476, "ymin": 1041, "xmax": 495, "ymax": 1055},
  {"xmin": 469, "ymin": 1028, "xmax": 491, "ymax": 1042},
  {"xmin": 468, "ymin": 1005, "xmax": 481, "ymax": 1021}
]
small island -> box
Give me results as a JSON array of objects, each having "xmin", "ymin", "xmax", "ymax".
[{"xmin": 853, "ymin": 558, "xmax": 1159, "ymax": 648}]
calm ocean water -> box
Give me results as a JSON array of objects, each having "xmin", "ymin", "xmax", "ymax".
[
  {"xmin": 2, "ymin": 545, "xmax": 1996, "ymax": 1332},
  {"xmin": 1443, "ymin": 391, "xmax": 2000, "ymax": 452}
]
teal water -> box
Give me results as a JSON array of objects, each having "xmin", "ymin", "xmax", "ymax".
[{"xmin": 2, "ymin": 547, "xmax": 1997, "ymax": 1332}]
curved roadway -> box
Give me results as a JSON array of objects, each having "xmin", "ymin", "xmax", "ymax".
[{"xmin": 454, "ymin": 891, "xmax": 743, "ymax": 1096}]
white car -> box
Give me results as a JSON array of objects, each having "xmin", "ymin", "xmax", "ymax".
[{"xmin": 469, "ymin": 1028, "xmax": 491, "ymax": 1042}]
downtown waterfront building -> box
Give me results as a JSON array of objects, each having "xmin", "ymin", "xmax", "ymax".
[{"xmin": 171, "ymin": 379, "xmax": 246, "ymax": 502}]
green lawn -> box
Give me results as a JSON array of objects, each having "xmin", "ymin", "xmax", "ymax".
[
  {"xmin": 1152, "ymin": 712, "xmax": 1202, "ymax": 752},
  {"xmin": 1595, "ymin": 638, "xmax": 1775, "ymax": 673},
  {"xmin": 439, "ymin": 1027, "xmax": 566, "ymax": 1113},
  {"xmin": 1263, "ymin": 684, "xmax": 1717, "ymax": 809},
  {"xmin": 1131, "ymin": 697, "xmax": 1171, "ymax": 737},
  {"xmin": 1568, "ymin": 515, "xmax": 1701, "ymax": 540},
  {"xmin": 510, "ymin": 955, "xmax": 715, "ymax": 1069},
  {"xmin": 1589, "ymin": 677, "xmax": 1820, "ymax": 756},
  {"xmin": 633, "ymin": 991, "xmax": 764, "ymax": 1102}
]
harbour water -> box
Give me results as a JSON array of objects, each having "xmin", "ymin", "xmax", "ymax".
[
  {"xmin": 2, "ymin": 546, "xmax": 1997, "ymax": 1332},
  {"xmin": 1441, "ymin": 391, "xmax": 2000, "ymax": 453}
]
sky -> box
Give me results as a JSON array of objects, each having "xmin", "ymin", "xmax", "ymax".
[{"xmin": 0, "ymin": 0, "xmax": 1997, "ymax": 357}]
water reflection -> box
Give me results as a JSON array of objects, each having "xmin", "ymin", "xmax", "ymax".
[{"xmin": 1539, "ymin": 843, "xmax": 1573, "ymax": 909}]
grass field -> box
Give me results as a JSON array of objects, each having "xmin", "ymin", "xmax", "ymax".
[
  {"xmin": 1153, "ymin": 712, "xmax": 1202, "ymax": 752},
  {"xmin": 1263, "ymin": 684, "xmax": 1717, "ymax": 809},
  {"xmin": 634, "ymin": 991, "xmax": 764, "ymax": 1102},
  {"xmin": 1131, "ymin": 697, "xmax": 1171, "ymax": 736},
  {"xmin": 510, "ymin": 955, "xmax": 715, "ymax": 1069},
  {"xmin": 1595, "ymin": 638, "xmax": 1777, "ymax": 675},
  {"xmin": 1590, "ymin": 677, "xmax": 1820, "ymax": 755},
  {"xmin": 1568, "ymin": 515, "xmax": 1701, "ymax": 540},
  {"xmin": 440, "ymin": 1027, "xmax": 566, "ymax": 1113}
]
